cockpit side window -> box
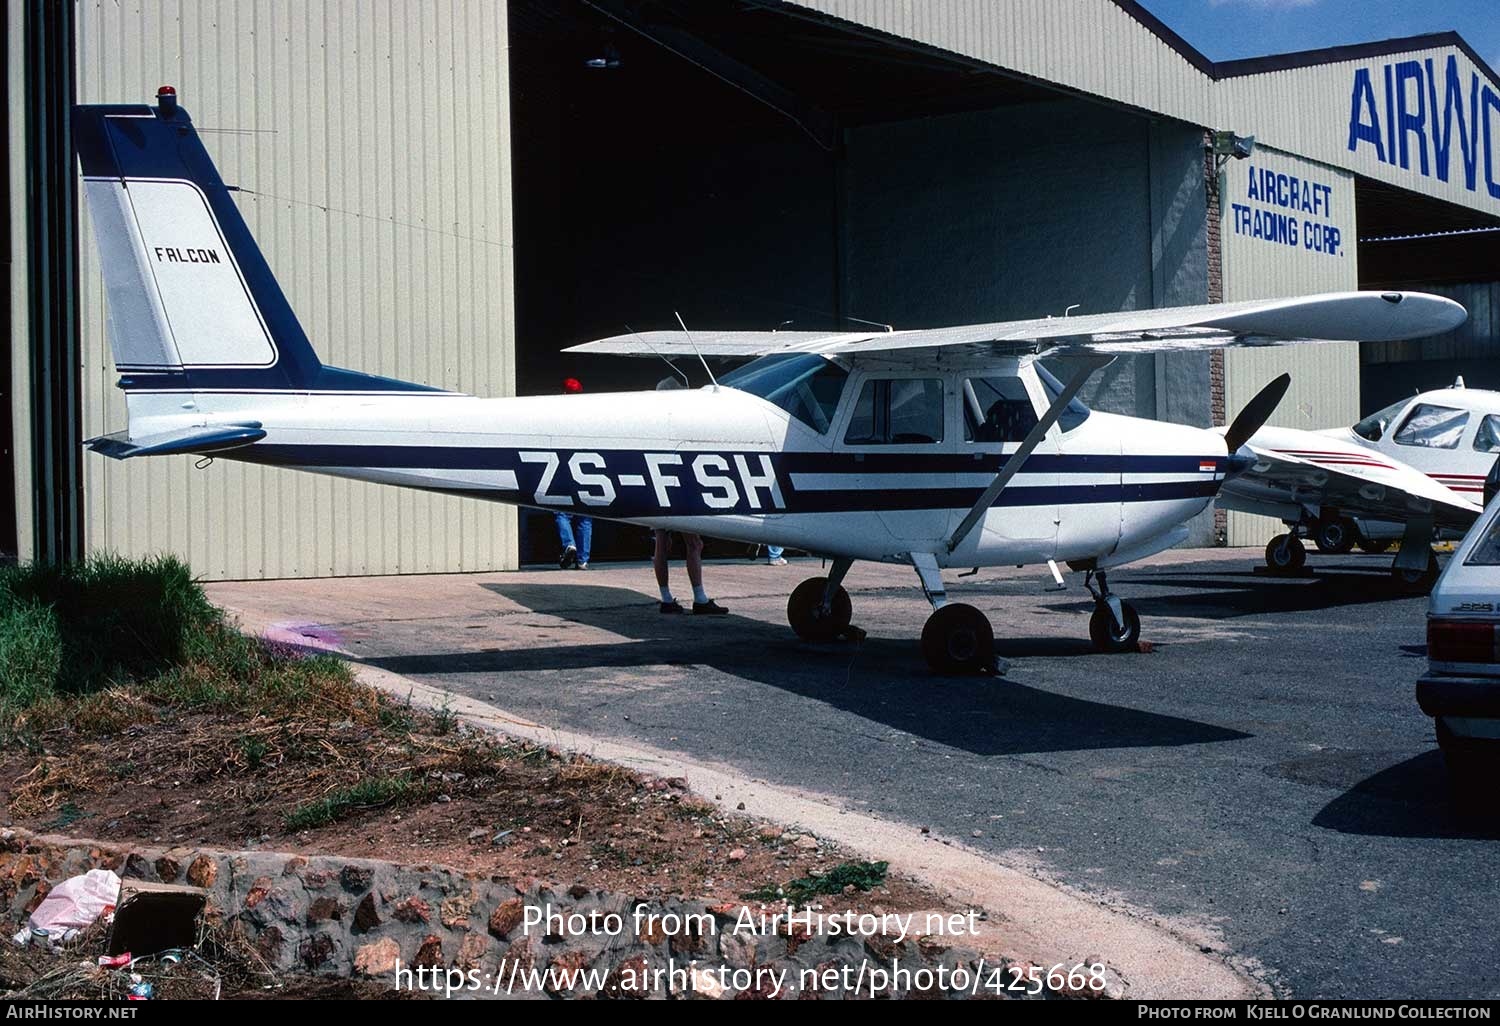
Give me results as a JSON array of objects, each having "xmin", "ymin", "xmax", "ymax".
[
  {"xmin": 962, "ymin": 376, "xmax": 1039, "ymax": 442},
  {"xmin": 719, "ymin": 353, "xmax": 849, "ymax": 434},
  {"xmin": 1394, "ymin": 403, "xmax": 1469, "ymax": 449},
  {"xmin": 1473, "ymin": 415, "xmax": 1500, "ymax": 453},
  {"xmin": 1352, "ymin": 399, "xmax": 1410, "ymax": 442}
]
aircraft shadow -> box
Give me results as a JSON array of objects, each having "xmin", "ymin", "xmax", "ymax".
[
  {"xmin": 358, "ymin": 581, "xmax": 1251, "ymax": 757},
  {"xmin": 1037, "ymin": 566, "xmax": 1431, "ymax": 620},
  {"xmin": 1311, "ymin": 751, "xmax": 1500, "ymax": 840}
]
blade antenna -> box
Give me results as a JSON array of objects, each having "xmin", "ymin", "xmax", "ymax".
[
  {"xmin": 625, "ymin": 324, "xmax": 689, "ymax": 388},
  {"xmin": 675, "ymin": 311, "xmax": 718, "ymax": 391}
]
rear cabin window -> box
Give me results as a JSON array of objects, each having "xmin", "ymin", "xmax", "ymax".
[
  {"xmin": 1465, "ymin": 512, "xmax": 1500, "ymax": 565},
  {"xmin": 1394, "ymin": 404, "xmax": 1469, "ymax": 449},
  {"xmin": 844, "ymin": 378, "xmax": 945, "ymax": 445},
  {"xmin": 962, "ymin": 376, "xmax": 1039, "ymax": 443}
]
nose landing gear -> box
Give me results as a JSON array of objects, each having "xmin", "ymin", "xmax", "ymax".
[{"xmin": 1085, "ymin": 569, "xmax": 1141, "ymax": 653}]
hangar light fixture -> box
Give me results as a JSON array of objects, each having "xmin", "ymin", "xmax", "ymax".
[
  {"xmin": 585, "ymin": 44, "xmax": 622, "ymax": 69},
  {"xmin": 1211, "ymin": 130, "xmax": 1255, "ymax": 170}
]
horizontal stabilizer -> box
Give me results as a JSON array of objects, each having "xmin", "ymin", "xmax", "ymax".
[
  {"xmin": 569, "ymin": 292, "xmax": 1468, "ymax": 359},
  {"xmin": 86, "ymin": 423, "xmax": 267, "ymax": 460}
]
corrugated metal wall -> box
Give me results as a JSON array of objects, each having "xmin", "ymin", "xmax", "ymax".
[
  {"xmin": 75, "ymin": 0, "xmax": 517, "ymax": 579},
  {"xmin": 7, "ymin": 0, "xmax": 32, "ymax": 562},
  {"xmin": 1219, "ymin": 145, "xmax": 1360, "ymax": 545},
  {"xmin": 787, "ymin": 0, "xmax": 1215, "ymax": 127},
  {"xmin": 1217, "ymin": 43, "xmax": 1500, "ymax": 222}
]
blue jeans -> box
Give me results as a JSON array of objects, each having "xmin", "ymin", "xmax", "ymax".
[
  {"xmin": 767, "ymin": 545, "xmax": 784, "ymax": 560},
  {"xmin": 554, "ymin": 513, "xmax": 592, "ymax": 564}
]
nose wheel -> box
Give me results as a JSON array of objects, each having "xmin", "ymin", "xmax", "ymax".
[
  {"xmin": 1085, "ymin": 570, "xmax": 1141, "ymax": 653},
  {"xmin": 1264, "ymin": 532, "xmax": 1307, "ymax": 574}
]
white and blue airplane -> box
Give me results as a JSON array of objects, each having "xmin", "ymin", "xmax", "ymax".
[{"xmin": 74, "ymin": 90, "xmax": 1468, "ymax": 673}]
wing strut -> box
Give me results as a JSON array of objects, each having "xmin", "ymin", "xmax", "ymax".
[{"xmin": 945, "ymin": 355, "xmax": 1112, "ymax": 554}]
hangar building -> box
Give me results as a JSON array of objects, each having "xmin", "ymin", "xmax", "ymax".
[{"xmin": 6, "ymin": 0, "xmax": 1498, "ymax": 576}]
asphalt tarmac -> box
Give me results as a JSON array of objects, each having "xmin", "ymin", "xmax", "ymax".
[{"xmin": 210, "ymin": 550, "xmax": 1500, "ymax": 999}]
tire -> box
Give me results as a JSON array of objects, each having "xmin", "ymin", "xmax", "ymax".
[
  {"xmin": 1313, "ymin": 518, "xmax": 1356, "ymax": 555},
  {"xmin": 1356, "ymin": 537, "xmax": 1392, "ymax": 555},
  {"xmin": 1264, "ymin": 533, "xmax": 1306, "ymax": 574},
  {"xmin": 1436, "ymin": 721, "xmax": 1499, "ymax": 819},
  {"xmin": 920, "ymin": 603, "xmax": 994, "ymax": 674},
  {"xmin": 1088, "ymin": 600, "xmax": 1141, "ymax": 654},
  {"xmin": 786, "ymin": 577, "xmax": 852, "ymax": 641},
  {"xmin": 1390, "ymin": 553, "xmax": 1440, "ymax": 595}
]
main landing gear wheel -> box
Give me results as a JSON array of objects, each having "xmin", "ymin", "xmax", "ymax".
[
  {"xmin": 787, "ymin": 576, "xmax": 852, "ymax": 641},
  {"xmin": 1089, "ymin": 601, "xmax": 1141, "ymax": 653},
  {"xmin": 1390, "ymin": 553, "xmax": 1440, "ymax": 595},
  {"xmin": 1357, "ymin": 537, "xmax": 1393, "ymax": 555},
  {"xmin": 1265, "ymin": 533, "xmax": 1307, "ymax": 574},
  {"xmin": 1313, "ymin": 517, "xmax": 1356, "ymax": 555},
  {"xmin": 921, "ymin": 603, "xmax": 994, "ymax": 675}
]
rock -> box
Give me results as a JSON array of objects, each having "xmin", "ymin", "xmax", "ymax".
[
  {"xmin": 567, "ymin": 884, "xmax": 590, "ymax": 900},
  {"xmin": 794, "ymin": 836, "xmax": 818, "ymax": 850},
  {"xmin": 455, "ymin": 932, "xmax": 491, "ymax": 970},
  {"xmin": 254, "ymin": 925, "xmax": 285, "ymax": 964},
  {"xmin": 352, "ymin": 893, "xmax": 381, "ymax": 934},
  {"xmin": 392, "ymin": 895, "xmax": 431, "ymax": 924},
  {"xmin": 154, "ymin": 855, "xmax": 180, "ymax": 882},
  {"xmin": 300, "ymin": 932, "xmax": 336, "ymax": 969},
  {"xmin": 545, "ymin": 950, "xmax": 592, "ymax": 996},
  {"xmin": 414, "ymin": 934, "xmax": 444, "ymax": 969},
  {"xmin": 603, "ymin": 954, "xmax": 652, "ymax": 999},
  {"xmin": 440, "ymin": 893, "xmax": 475, "ymax": 928},
  {"xmin": 306, "ymin": 896, "xmax": 342, "ymax": 924},
  {"xmin": 122, "ymin": 853, "xmax": 158, "ymax": 881},
  {"xmin": 488, "ymin": 897, "xmax": 524, "ymax": 939},
  {"xmin": 340, "ymin": 865, "xmax": 374, "ymax": 893},
  {"xmin": 245, "ymin": 876, "xmax": 274, "ymax": 909},
  {"xmin": 727, "ymin": 848, "xmax": 747, "ymax": 862},
  {"xmin": 353, "ymin": 937, "xmax": 401, "ymax": 977},
  {"xmin": 185, "ymin": 855, "xmax": 218, "ymax": 888},
  {"xmin": 687, "ymin": 967, "xmax": 727, "ymax": 999}
]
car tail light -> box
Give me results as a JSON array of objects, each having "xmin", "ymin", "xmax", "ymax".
[{"xmin": 1427, "ymin": 618, "xmax": 1500, "ymax": 663}]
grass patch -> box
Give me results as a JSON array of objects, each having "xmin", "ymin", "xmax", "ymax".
[
  {"xmin": 742, "ymin": 859, "xmax": 889, "ymax": 905},
  {"xmin": 283, "ymin": 775, "xmax": 420, "ymax": 831}
]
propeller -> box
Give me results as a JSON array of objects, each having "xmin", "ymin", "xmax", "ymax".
[{"xmin": 1224, "ymin": 373, "xmax": 1291, "ymax": 452}]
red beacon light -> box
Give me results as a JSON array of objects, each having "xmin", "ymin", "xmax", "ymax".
[{"xmin": 156, "ymin": 84, "xmax": 178, "ymax": 117}]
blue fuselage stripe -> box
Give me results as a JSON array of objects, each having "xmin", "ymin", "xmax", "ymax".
[{"xmin": 231, "ymin": 444, "xmax": 1223, "ymax": 517}]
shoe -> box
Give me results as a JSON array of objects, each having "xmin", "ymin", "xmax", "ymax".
[
  {"xmin": 766, "ymin": 557, "xmax": 788, "ymax": 566},
  {"xmin": 660, "ymin": 600, "xmax": 684, "ymax": 614},
  {"xmin": 574, "ymin": 562, "xmax": 588, "ymax": 571},
  {"xmin": 692, "ymin": 599, "xmax": 728, "ymax": 616},
  {"xmin": 559, "ymin": 545, "xmax": 577, "ymax": 569}
]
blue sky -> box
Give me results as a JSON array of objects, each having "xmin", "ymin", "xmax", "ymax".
[{"xmin": 1139, "ymin": 0, "xmax": 1500, "ymax": 72}]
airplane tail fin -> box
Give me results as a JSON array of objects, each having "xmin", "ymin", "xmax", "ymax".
[{"xmin": 73, "ymin": 88, "xmax": 439, "ymax": 403}]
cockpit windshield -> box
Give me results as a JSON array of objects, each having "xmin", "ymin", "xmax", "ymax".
[
  {"xmin": 719, "ymin": 353, "xmax": 849, "ymax": 434},
  {"xmin": 1352, "ymin": 398, "xmax": 1410, "ymax": 442},
  {"xmin": 1034, "ymin": 361, "xmax": 1092, "ymax": 432}
]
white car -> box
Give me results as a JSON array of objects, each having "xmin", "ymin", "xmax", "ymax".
[{"xmin": 1418, "ymin": 463, "xmax": 1500, "ymax": 812}]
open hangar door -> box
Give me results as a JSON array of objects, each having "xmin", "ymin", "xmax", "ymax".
[
  {"xmin": 508, "ymin": 0, "xmax": 1215, "ymax": 562},
  {"xmin": 1356, "ymin": 178, "xmax": 1500, "ymax": 413}
]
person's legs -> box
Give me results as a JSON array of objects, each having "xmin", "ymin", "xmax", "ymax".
[
  {"xmin": 575, "ymin": 517, "xmax": 593, "ymax": 566},
  {"xmin": 653, "ymin": 530, "xmax": 680, "ymax": 611},
  {"xmin": 685, "ymin": 533, "xmax": 704, "ymax": 592},
  {"xmin": 684, "ymin": 534, "xmax": 724, "ymax": 613},
  {"xmin": 554, "ymin": 513, "xmax": 577, "ymax": 568},
  {"xmin": 766, "ymin": 545, "xmax": 785, "ymax": 564}
]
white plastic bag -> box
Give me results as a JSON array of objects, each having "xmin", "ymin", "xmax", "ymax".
[{"xmin": 28, "ymin": 869, "xmax": 121, "ymax": 934}]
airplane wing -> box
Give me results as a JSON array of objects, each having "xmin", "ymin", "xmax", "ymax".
[
  {"xmin": 1218, "ymin": 425, "xmax": 1482, "ymax": 530},
  {"xmin": 566, "ymin": 291, "xmax": 1467, "ymax": 358}
]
